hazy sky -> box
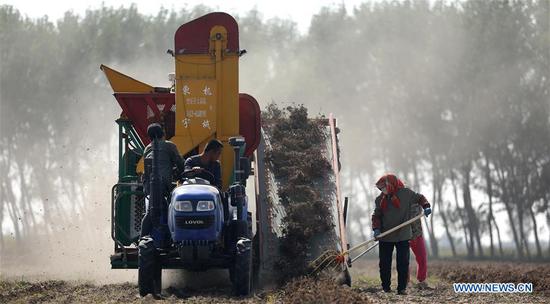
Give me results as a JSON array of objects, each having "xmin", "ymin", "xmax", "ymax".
[{"xmin": 2, "ymin": 0, "xmax": 371, "ymax": 33}]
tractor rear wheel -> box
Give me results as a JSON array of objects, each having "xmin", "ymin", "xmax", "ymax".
[
  {"xmin": 232, "ymin": 238, "xmax": 252, "ymax": 296},
  {"xmin": 138, "ymin": 236, "xmax": 162, "ymax": 297}
]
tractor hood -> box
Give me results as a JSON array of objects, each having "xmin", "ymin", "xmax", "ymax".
[{"xmin": 172, "ymin": 183, "xmax": 221, "ymax": 202}]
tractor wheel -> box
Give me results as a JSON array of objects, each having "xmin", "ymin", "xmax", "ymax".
[
  {"xmin": 138, "ymin": 236, "xmax": 162, "ymax": 297},
  {"xmin": 232, "ymin": 238, "xmax": 252, "ymax": 296},
  {"xmin": 229, "ymin": 265, "xmax": 235, "ymax": 284}
]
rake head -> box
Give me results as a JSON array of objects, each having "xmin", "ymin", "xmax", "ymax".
[{"xmin": 308, "ymin": 250, "xmax": 345, "ymax": 276}]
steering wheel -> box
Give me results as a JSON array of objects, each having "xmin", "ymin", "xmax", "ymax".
[{"xmin": 181, "ymin": 168, "xmax": 215, "ymax": 184}]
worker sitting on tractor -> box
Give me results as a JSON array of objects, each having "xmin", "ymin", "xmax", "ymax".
[
  {"xmin": 184, "ymin": 139, "xmax": 223, "ymax": 189},
  {"xmin": 140, "ymin": 123, "xmax": 185, "ymax": 237},
  {"xmin": 371, "ymin": 174, "xmax": 431, "ymax": 295}
]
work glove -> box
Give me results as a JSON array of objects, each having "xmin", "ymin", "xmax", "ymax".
[
  {"xmin": 373, "ymin": 228, "xmax": 381, "ymax": 239},
  {"xmin": 424, "ymin": 207, "xmax": 432, "ymax": 217}
]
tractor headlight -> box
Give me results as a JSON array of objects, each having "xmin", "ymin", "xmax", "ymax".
[
  {"xmin": 196, "ymin": 200, "xmax": 215, "ymax": 212},
  {"xmin": 174, "ymin": 200, "xmax": 193, "ymax": 212}
]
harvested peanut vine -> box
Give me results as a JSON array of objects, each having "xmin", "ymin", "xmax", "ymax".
[{"xmin": 262, "ymin": 104, "xmax": 337, "ymax": 281}]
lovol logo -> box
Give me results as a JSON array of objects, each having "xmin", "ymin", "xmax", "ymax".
[{"xmin": 176, "ymin": 215, "xmax": 213, "ymax": 229}]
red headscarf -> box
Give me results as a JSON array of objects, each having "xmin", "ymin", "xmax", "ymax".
[{"xmin": 376, "ymin": 174, "xmax": 405, "ymax": 212}]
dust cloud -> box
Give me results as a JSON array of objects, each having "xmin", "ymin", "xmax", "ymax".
[{"xmin": 1, "ymin": 2, "xmax": 548, "ymax": 287}]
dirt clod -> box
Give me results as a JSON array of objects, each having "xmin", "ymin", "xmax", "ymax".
[{"xmin": 275, "ymin": 277, "xmax": 371, "ymax": 304}]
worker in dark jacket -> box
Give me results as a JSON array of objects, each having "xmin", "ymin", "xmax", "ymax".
[
  {"xmin": 371, "ymin": 174, "xmax": 431, "ymax": 295},
  {"xmin": 141, "ymin": 123, "xmax": 184, "ymax": 237},
  {"xmin": 142, "ymin": 124, "xmax": 185, "ymax": 194},
  {"xmin": 184, "ymin": 139, "xmax": 223, "ymax": 189}
]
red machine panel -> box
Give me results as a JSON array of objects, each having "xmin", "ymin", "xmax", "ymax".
[
  {"xmin": 174, "ymin": 12, "xmax": 239, "ymax": 55},
  {"xmin": 114, "ymin": 92, "xmax": 260, "ymax": 156},
  {"xmin": 114, "ymin": 93, "xmax": 176, "ymax": 146},
  {"xmin": 239, "ymin": 93, "xmax": 261, "ymax": 157}
]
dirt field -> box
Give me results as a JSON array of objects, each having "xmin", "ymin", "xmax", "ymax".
[
  {"xmin": 2, "ymin": 260, "xmax": 549, "ymax": 303},
  {"xmin": 351, "ymin": 259, "xmax": 549, "ymax": 304}
]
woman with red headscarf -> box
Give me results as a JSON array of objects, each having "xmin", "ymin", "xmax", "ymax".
[{"xmin": 371, "ymin": 174, "xmax": 431, "ymax": 295}]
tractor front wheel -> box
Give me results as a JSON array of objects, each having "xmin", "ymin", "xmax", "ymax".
[
  {"xmin": 232, "ymin": 238, "xmax": 252, "ymax": 296},
  {"xmin": 138, "ymin": 236, "xmax": 162, "ymax": 297}
]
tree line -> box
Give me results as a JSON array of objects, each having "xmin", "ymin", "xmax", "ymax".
[{"xmin": 0, "ymin": 0, "xmax": 548, "ymax": 259}]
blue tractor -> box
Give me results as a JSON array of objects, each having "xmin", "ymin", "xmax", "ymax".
[{"xmin": 138, "ymin": 136, "xmax": 253, "ymax": 296}]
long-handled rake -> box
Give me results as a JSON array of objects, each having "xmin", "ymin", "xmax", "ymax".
[{"xmin": 309, "ymin": 211, "xmax": 424, "ymax": 276}]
